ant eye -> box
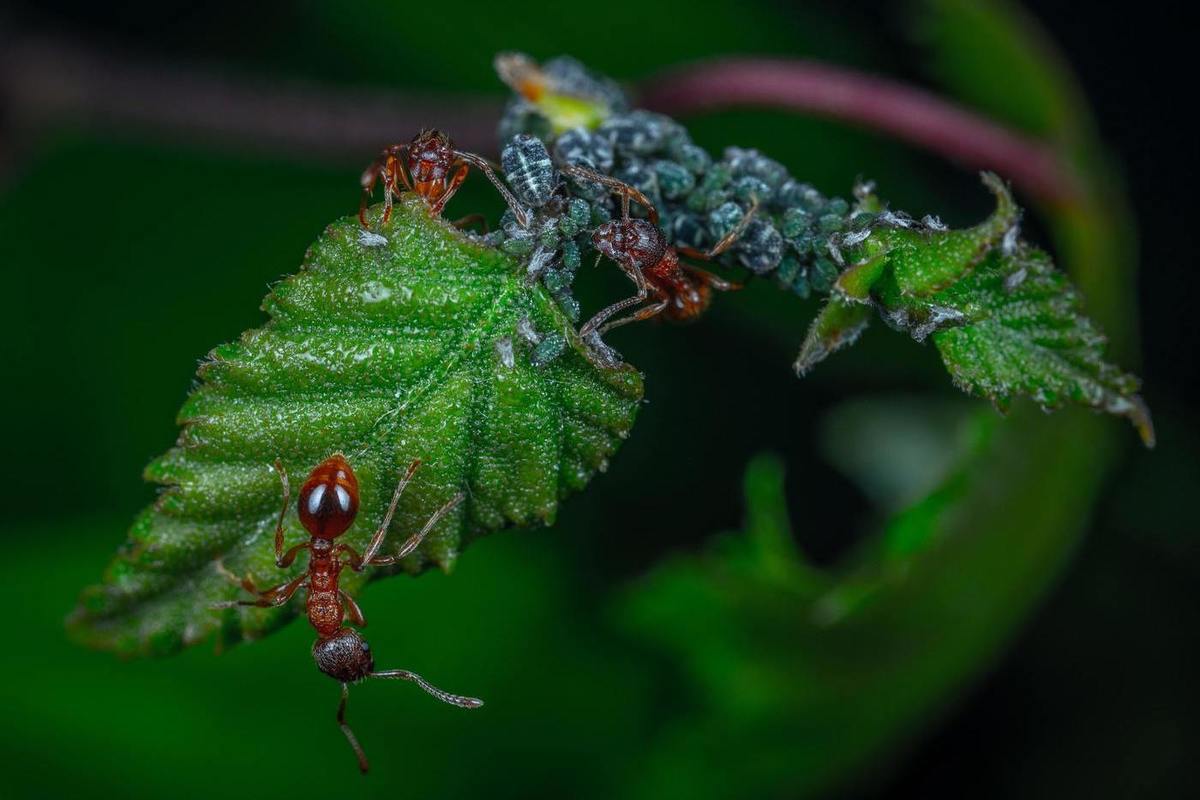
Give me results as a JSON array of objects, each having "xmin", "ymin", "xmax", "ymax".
[{"xmin": 361, "ymin": 642, "xmax": 369, "ymax": 651}]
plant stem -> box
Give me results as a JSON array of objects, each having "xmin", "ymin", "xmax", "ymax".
[{"xmin": 638, "ymin": 58, "xmax": 1081, "ymax": 205}]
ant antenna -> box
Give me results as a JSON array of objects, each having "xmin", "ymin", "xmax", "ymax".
[
  {"xmin": 371, "ymin": 669, "xmax": 484, "ymax": 708},
  {"xmin": 455, "ymin": 151, "xmax": 532, "ymax": 227}
]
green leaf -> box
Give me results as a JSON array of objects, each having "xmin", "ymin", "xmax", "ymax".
[
  {"xmin": 620, "ymin": 408, "xmax": 1116, "ymax": 799},
  {"xmin": 69, "ymin": 196, "xmax": 642, "ymax": 656},
  {"xmin": 796, "ymin": 174, "xmax": 1152, "ymax": 446}
]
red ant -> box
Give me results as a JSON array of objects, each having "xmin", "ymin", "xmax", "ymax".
[
  {"xmin": 215, "ymin": 453, "xmax": 479, "ymax": 774},
  {"xmin": 561, "ymin": 164, "xmax": 755, "ymax": 337},
  {"xmin": 360, "ymin": 129, "xmax": 529, "ymax": 229}
]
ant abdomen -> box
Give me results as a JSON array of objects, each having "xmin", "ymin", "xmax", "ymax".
[{"xmin": 313, "ymin": 628, "xmax": 374, "ymax": 682}]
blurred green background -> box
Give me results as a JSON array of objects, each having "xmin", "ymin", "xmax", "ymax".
[{"xmin": 2, "ymin": 1, "xmax": 1196, "ymax": 797}]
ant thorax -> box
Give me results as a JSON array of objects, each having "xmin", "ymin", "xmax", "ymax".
[{"xmin": 593, "ymin": 219, "xmax": 666, "ymax": 270}]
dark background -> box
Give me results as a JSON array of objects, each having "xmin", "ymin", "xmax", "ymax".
[{"xmin": 1, "ymin": 1, "xmax": 1195, "ymax": 798}]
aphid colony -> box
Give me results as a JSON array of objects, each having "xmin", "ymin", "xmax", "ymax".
[
  {"xmin": 492, "ymin": 57, "xmax": 912, "ymax": 304},
  {"xmin": 357, "ymin": 56, "xmax": 954, "ymax": 367},
  {"xmin": 490, "ymin": 54, "xmax": 944, "ymax": 311}
]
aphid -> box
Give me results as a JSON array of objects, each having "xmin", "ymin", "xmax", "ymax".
[
  {"xmin": 735, "ymin": 218, "xmax": 785, "ymax": 274},
  {"xmin": 554, "ymin": 127, "xmax": 615, "ymax": 173},
  {"xmin": 723, "ymin": 147, "xmax": 789, "ymax": 189},
  {"xmin": 596, "ymin": 111, "xmax": 678, "ymax": 157},
  {"xmin": 501, "ymin": 134, "xmax": 558, "ymax": 209},
  {"xmin": 493, "ymin": 53, "xmax": 621, "ymax": 134},
  {"xmin": 360, "ymin": 129, "xmax": 527, "ymax": 228},
  {"xmin": 215, "ymin": 454, "xmax": 480, "ymax": 774},
  {"xmin": 562, "ymin": 164, "xmax": 754, "ymax": 336}
]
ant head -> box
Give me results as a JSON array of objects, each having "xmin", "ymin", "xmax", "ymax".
[
  {"xmin": 298, "ymin": 453, "xmax": 360, "ymax": 540},
  {"xmin": 313, "ymin": 628, "xmax": 374, "ymax": 682},
  {"xmin": 593, "ymin": 218, "xmax": 665, "ymax": 270},
  {"xmin": 408, "ymin": 130, "xmax": 454, "ymax": 184}
]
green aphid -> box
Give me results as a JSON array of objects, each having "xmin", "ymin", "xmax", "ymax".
[
  {"xmin": 703, "ymin": 190, "xmax": 732, "ymax": 213},
  {"xmin": 708, "ymin": 201, "xmax": 745, "ymax": 239},
  {"xmin": 818, "ymin": 213, "xmax": 845, "ymax": 234},
  {"xmin": 698, "ymin": 163, "xmax": 732, "ymax": 193},
  {"xmin": 777, "ymin": 253, "xmax": 800, "ymax": 283},
  {"xmin": 672, "ymin": 143, "xmax": 711, "ymax": 174},
  {"xmin": 825, "ymin": 197, "xmax": 850, "ymax": 216},
  {"xmin": 557, "ymin": 213, "xmax": 580, "ymax": 238},
  {"xmin": 555, "ymin": 294, "xmax": 581, "ymax": 323},
  {"xmin": 568, "ymin": 197, "xmax": 591, "ymax": 229},
  {"xmin": 501, "ymin": 235, "xmax": 534, "ymax": 256},
  {"xmin": 781, "ymin": 208, "xmax": 812, "ymax": 240},
  {"xmin": 654, "ymin": 160, "xmax": 695, "ymax": 199},
  {"xmin": 810, "ymin": 257, "xmax": 840, "ymax": 292},
  {"xmin": 543, "ymin": 267, "xmax": 571, "ymax": 294},
  {"xmin": 686, "ymin": 188, "xmax": 709, "ymax": 213},
  {"xmin": 732, "ymin": 176, "xmax": 771, "ymax": 205},
  {"xmin": 531, "ymin": 332, "xmax": 568, "ymax": 367},
  {"xmin": 562, "ymin": 238, "xmax": 581, "ymax": 272}
]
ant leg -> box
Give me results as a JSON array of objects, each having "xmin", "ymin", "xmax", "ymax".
[
  {"xmin": 371, "ymin": 669, "xmax": 484, "ymax": 709},
  {"xmin": 359, "ymin": 161, "xmax": 384, "ymax": 228},
  {"xmin": 429, "ymin": 162, "xmax": 470, "ymax": 218},
  {"xmin": 598, "ymin": 294, "xmax": 669, "ymax": 335},
  {"xmin": 367, "ymin": 492, "xmax": 465, "ymax": 567},
  {"xmin": 455, "ymin": 151, "xmax": 531, "ymax": 227},
  {"xmin": 359, "ymin": 146, "xmax": 407, "ymax": 227},
  {"xmin": 271, "ymin": 459, "xmax": 291, "ymax": 563},
  {"xmin": 380, "ymin": 149, "xmax": 412, "ymax": 226},
  {"xmin": 212, "ymin": 572, "xmax": 307, "ymax": 609},
  {"xmin": 678, "ymin": 199, "xmax": 760, "ymax": 262},
  {"xmin": 214, "ymin": 559, "xmax": 259, "ymax": 595},
  {"xmin": 381, "ymin": 156, "xmax": 397, "ymax": 224},
  {"xmin": 357, "ymin": 459, "xmax": 422, "ymax": 567},
  {"xmin": 680, "ymin": 263, "xmax": 741, "ymax": 292},
  {"xmin": 338, "ymin": 683, "xmax": 370, "ymax": 774},
  {"xmin": 559, "ymin": 164, "xmax": 659, "ymax": 223},
  {"xmin": 579, "ymin": 261, "xmax": 651, "ymax": 337},
  {"xmin": 451, "ymin": 213, "xmax": 489, "ymax": 233},
  {"xmin": 340, "ymin": 590, "xmax": 366, "ymax": 627},
  {"xmin": 580, "ymin": 291, "xmax": 648, "ymax": 338},
  {"xmin": 277, "ymin": 541, "xmax": 310, "ymax": 569}
]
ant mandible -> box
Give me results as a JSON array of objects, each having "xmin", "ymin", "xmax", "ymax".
[
  {"xmin": 561, "ymin": 164, "xmax": 756, "ymax": 337},
  {"xmin": 360, "ymin": 129, "xmax": 529, "ymax": 229},
  {"xmin": 214, "ymin": 453, "xmax": 480, "ymax": 774}
]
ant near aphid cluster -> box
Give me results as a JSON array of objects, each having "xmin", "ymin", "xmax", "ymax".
[
  {"xmin": 215, "ymin": 454, "xmax": 480, "ymax": 774},
  {"xmin": 360, "ymin": 129, "xmax": 528, "ymax": 228},
  {"xmin": 358, "ymin": 123, "xmax": 754, "ymax": 361}
]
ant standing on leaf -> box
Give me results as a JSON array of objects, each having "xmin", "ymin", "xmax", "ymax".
[
  {"xmin": 214, "ymin": 453, "xmax": 481, "ymax": 774},
  {"xmin": 360, "ymin": 129, "xmax": 529, "ymax": 229},
  {"xmin": 562, "ymin": 163, "xmax": 756, "ymax": 337}
]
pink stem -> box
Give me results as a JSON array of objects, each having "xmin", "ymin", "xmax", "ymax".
[{"xmin": 638, "ymin": 58, "xmax": 1081, "ymax": 205}]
